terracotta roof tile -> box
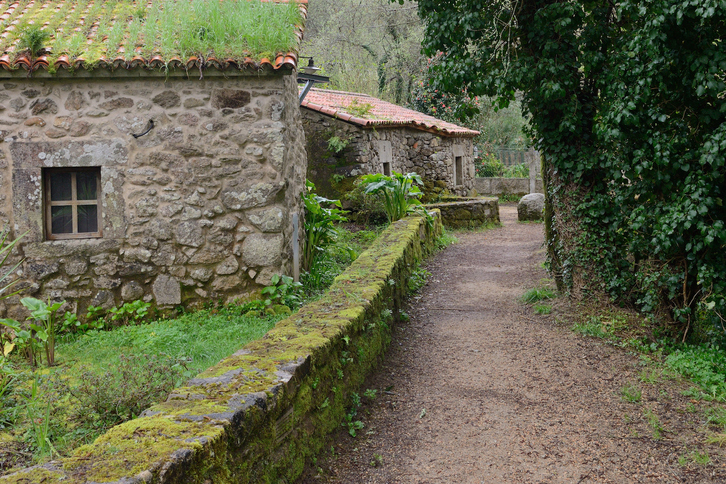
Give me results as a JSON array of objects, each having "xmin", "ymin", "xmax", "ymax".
[
  {"xmin": 0, "ymin": 0, "xmax": 307, "ymax": 74},
  {"xmin": 301, "ymin": 88, "xmax": 480, "ymax": 138}
]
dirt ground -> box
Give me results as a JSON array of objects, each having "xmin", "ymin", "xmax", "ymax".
[{"xmin": 298, "ymin": 205, "xmax": 726, "ymax": 484}]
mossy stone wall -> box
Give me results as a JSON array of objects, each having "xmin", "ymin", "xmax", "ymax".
[{"xmin": 1, "ymin": 212, "xmax": 443, "ymax": 484}]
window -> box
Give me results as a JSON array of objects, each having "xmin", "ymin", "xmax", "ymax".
[
  {"xmin": 382, "ymin": 162, "xmax": 391, "ymax": 176},
  {"xmin": 455, "ymin": 156, "xmax": 463, "ymax": 186},
  {"xmin": 44, "ymin": 168, "xmax": 101, "ymax": 240}
]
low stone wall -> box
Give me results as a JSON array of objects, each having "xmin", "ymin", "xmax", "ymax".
[
  {"xmin": 474, "ymin": 177, "xmax": 543, "ymax": 196},
  {"xmin": 1, "ymin": 212, "xmax": 443, "ymax": 484},
  {"xmin": 427, "ymin": 198, "xmax": 499, "ymax": 229}
]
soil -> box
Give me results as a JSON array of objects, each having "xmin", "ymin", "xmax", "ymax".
[{"xmin": 298, "ymin": 204, "xmax": 726, "ymax": 484}]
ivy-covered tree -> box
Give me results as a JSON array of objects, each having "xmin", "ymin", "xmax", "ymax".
[{"xmin": 407, "ymin": 0, "xmax": 726, "ymax": 335}]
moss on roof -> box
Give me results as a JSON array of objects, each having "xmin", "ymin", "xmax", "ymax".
[{"xmin": 0, "ymin": 0, "xmax": 305, "ymax": 72}]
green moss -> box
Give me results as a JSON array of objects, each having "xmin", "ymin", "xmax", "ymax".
[
  {"xmin": 0, "ymin": 468, "xmax": 66, "ymax": 484},
  {"xmin": 64, "ymin": 415, "xmax": 224, "ymax": 482}
]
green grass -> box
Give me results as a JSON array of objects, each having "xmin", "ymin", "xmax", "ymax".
[
  {"xmin": 534, "ymin": 304, "xmax": 552, "ymax": 315},
  {"xmin": 0, "ymin": 305, "xmax": 284, "ymax": 462},
  {"xmin": 301, "ymin": 224, "xmax": 383, "ymax": 298},
  {"xmin": 520, "ymin": 287, "xmax": 556, "ymax": 304},
  {"xmin": 57, "ymin": 306, "xmax": 283, "ymax": 375},
  {"xmin": 620, "ymin": 384, "xmax": 642, "ymax": 403}
]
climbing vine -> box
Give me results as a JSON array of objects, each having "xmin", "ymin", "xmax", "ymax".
[{"xmin": 407, "ymin": 0, "xmax": 726, "ymax": 334}]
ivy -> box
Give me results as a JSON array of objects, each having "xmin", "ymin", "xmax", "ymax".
[{"xmin": 407, "ymin": 0, "xmax": 726, "ymax": 334}]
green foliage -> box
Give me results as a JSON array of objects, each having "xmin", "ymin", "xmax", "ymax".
[
  {"xmin": 68, "ymin": 354, "xmax": 185, "ymax": 433},
  {"xmin": 534, "ymin": 304, "xmax": 552, "ymax": 315},
  {"xmin": 408, "ymin": 267, "xmax": 430, "ymax": 293},
  {"xmin": 520, "ymin": 287, "xmax": 556, "ymax": 304},
  {"xmin": 412, "ymin": 0, "xmax": 726, "ymax": 334},
  {"xmin": 346, "ymin": 98, "xmax": 374, "ymax": 117},
  {"xmin": 665, "ymin": 343, "xmax": 726, "ymax": 401},
  {"xmin": 360, "ymin": 171, "xmax": 429, "ymax": 224},
  {"xmin": 17, "ymin": 25, "xmax": 50, "ymax": 58},
  {"xmin": 502, "ymin": 163, "xmax": 529, "ymax": 179},
  {"xmin": 261, "ymin": 274, "xmax": 304, "ymax": 309},
  {"xmin": 473, "ymin": 153, "xmax": 504, "ymax": 178},
  {"xmin": 0, "ymin": 298, "xmax": 64, "ymax": 367},
  {"xmin": 301, "ymin": 0, "xmax": 425, "ymax": 104},
  {"xmin": 327, "ymin": 136, "xmax": 349, "ymax": 154},
  {"xmin": 302, "ymin": 180, "xmax": 348, "ymax": 272},
  {"xmin": 620, "ymin": 384, "xmax": 642, "ymax": 403}
]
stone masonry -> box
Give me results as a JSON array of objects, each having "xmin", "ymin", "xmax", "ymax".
[
  {"xmin": 0, "ymin": 70, "xmax": 306, "ymax": 319},
  {"xmin": 302, "ymin": 109, "xmax": 475, "ymax": 201}
]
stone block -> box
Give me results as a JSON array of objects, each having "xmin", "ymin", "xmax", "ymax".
[
  {"xmin": 242, "ymin": 234, "xmax": 283, "ymax": 267},
  {"xmin": 518, "ymin": 193, "xmax": 545, "ymax": 222},
  {"xmin": 152, "ymin": 275, "xmax": 181, "ymax": 305}
]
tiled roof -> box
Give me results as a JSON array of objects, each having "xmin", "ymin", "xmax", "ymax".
[
  {"xmin": 0, "ymin": 0, "xmax": 307, "ymax": 74},
  {"xmin": 301, "ymin": 88, "xmax": 480, "ymax": 138}
]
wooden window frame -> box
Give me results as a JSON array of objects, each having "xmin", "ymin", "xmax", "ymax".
[{"xmin": 44, "ymin": 167, "xmax": 102, "ymax": 240}]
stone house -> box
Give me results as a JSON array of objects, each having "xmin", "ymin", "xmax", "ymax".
[
  {"xmin": 300, "ymin": 88, "xmax": 479, "ymax": 200},
  {"xmin": 0, "ymin": 0, "xmax": 308, "ymax": 319}
]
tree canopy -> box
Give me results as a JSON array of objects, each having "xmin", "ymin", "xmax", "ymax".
[{"xmin": 410, "ymin": 0, "xmax": 726, "ymax": 334}]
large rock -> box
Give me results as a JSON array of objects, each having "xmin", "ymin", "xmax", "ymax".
[{"xmin": 517, "ymin": 193, "xmax": 545, "ymax": 221}]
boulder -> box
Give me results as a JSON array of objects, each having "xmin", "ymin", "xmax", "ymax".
[{"xmin": 517, "ymin": 193, "xmax": 545, "ymax": 221}]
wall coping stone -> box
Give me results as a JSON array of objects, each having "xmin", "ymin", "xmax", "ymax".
[{"xmin": 1, "ymin": 212, "xmax": 443, "ymax": 484}]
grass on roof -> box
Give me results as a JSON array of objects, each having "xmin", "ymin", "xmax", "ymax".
[{"xmin": 0, "ymin": 0, "xmax": 303, "ymax": 68}]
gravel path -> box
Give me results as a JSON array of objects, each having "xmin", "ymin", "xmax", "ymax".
[{"xmin": 298, "ymin": 205, "xmax": 725, "ymax": 483}]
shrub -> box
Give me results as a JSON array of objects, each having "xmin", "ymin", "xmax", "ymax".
[
  {"xmin": 302, "ymin": 180, "xmax": 348, "ymax": 272},
  {"xmin": 474, "ymin": 153, "xmax": 504, "ymax": 177},
  {"xmin": 360, "ymin": 171, "xmax": 429, "ymax": 224},
  {"xmin": 69, "ymin": 353, "xmax": 186, "ymax": 432}
]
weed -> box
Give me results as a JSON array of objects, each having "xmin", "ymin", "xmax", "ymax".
[
  {"xmin": 18, "ymin": 25, "xmax": 50, "ymax": 58},
  {"xmin": 498, "ymin": 193, "xmax": 523, "ymax": 203},
  {"xmin": 690, "ymin": 450, "xmax": 711, "ymax": 465},
  {"xmin": 638, "ymin": 369, "xmax": 662, "ymax": 384},
  {"xmin": 261, "ymin": 274, "xmax": 304, "ymax": 309},
  {"xmin": 520, "ymin": 287, "xmax": 556, "ymax": 304},
  {"xmin": 68, "ymin": 353, "xmax": 185, "ymax": 434},
  {"xmin": 302, "ymin": 180, "xmax": 348, "ymax": 273},
  {"xmin": 327, "ymin": 136, "xmax": 349, "ymax": 153},
  {"xmin": 346, "ymin": 98, "xmax": 374, "ymax": 117},
  {"xmin": 644, "ymin": 408, "xmax": 664, "ymax": 439},
  {"xmin": 408, "ymin": 267, "xmax": 431, "ymax": 293},
  {"xmin": 705, "ymin": 407, "xmax": 726, "ymax": 428},
  {"xmin": 534, "ymin": 304, "xmax": 552, "ymax": 315},
  {"xmin": 620, "ymin": 384, "xmax": 642, "ymax": 403},
  {"xmin": 363, "ymin": 388, "xmax": 377, "ymax": 400},
  {"xmin": 502, "ymin": 162, "xmax": 529, "ymax": 178},
  {"xmin": 435, "ymin": 230, "xmax": 458, "ymax": 250},
  {"xmin": 705, "ymin": 432, "xmax": 726, "ymax": 446},
  {"xmin": 664, "ymin": 343, "xmax": 726, "ymax": 402},
  {"xmin": 370, "ymin": 453, "xmax": 383, "ymax": 467}
]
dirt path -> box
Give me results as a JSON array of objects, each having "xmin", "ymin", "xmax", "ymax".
[{"xmin": 299, "ymin": 205, "xmax": 725, "ymax": 484}]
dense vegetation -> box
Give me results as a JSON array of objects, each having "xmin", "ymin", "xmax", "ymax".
[{"xmin": 412, "ymin": 0, "xmax": 726, "ymax": 338}]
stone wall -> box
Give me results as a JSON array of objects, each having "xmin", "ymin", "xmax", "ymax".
[
  {"xmin": 0, "ymin": 69, "xmax": 306, "ymax": 319},
  {"xmin": 427, "ymin": 198, "xmax": 500, "ymax": 229},
  {"xmin": 474, "ymin": 177, "xmax": 544, "ymax": 197},
  {"xmin": 302, "ymin": 108, "xmax": 475, "ymax": 201},
  {"xmin": 0, "ymin": 212, "xmax": 443, "ymax": 484}
]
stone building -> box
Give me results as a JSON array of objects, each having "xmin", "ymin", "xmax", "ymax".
[
  {"xmin": 0, "ymin": 1, "xmax": 308, "ymax": 318},
  {"xmin": 301, "ymin": 88, "xmax": 479, "ymax": 200}
]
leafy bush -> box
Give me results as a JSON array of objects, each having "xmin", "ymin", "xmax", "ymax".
[
  {"xmin": 415, "ymin": 0, "xmax": 726, "ymax": 333},
  {"xmin": 474, "ymin": 153, "xmax": 504, "ymax": 177},
  {"xmin": 502, "ymin": 162, "xmax": 529, "ymax": 178},
  {"xmin": 69, "ymin": 354, "xmax": 186, "ymax": 431},
  {"xmin": 302, "ymin": 180, "xmax": 348, "ymax": 272},
  {"xmin": 360, "ymin": 171, "xmax": 429, "ymax": 224}
]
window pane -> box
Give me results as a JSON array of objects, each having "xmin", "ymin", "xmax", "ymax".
[
  {"xmin": 76, "ymin": 172, "xmax": 97, "ymax": 201},
  {"xmin": 50, "ymin": 173, "xmax": 72, "ymax": 201},
  {"xmin": 77, "ymin": 205, "xmax": 98, "ymax": 233},
  {"xmin": 51, "ymin": 206, "xmax": 73, "ymax": 234}
]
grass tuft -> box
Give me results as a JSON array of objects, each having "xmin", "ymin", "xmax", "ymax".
[{"xmin": 520, "ymin": 287, "xmax": 556, "ymax": 304}]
